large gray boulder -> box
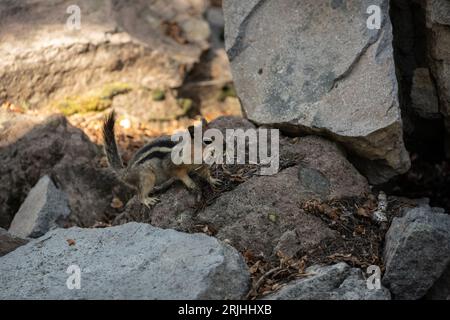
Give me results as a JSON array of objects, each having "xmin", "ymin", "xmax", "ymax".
[
  {"xmin": 382, "ymin": 206, "xmax": 450, "ymax": 299},
  {"xmin": 0, "ymin": 0, "xmax": 209, "ymax": 109},
  {"xmin": 223, "ymin": 0, "xmax": 410, "ymax": 183},
  {"xmin": 424, "ymin": 0, "xmax": 450, "ymax": 154},
  {"xmin": 0, "ymin": 223, "xmax": 250, "ymax": 300},
  {"xmin": 264, "ymin": 263, "xmax": 391, "ymax": 300},
  {"xmin": 8, "ymin": 175, "xmax": 70, "ymax": 239},
  {"xmin": 197, "ymin": 135, "xmax": 369, "ymax": 260},
  {"xmin": 0, "ymin": 228, "xmax": 28, "ymax": 257},
  {"xmin": 427, "ymin": 265, "xmax": 450, "ymax": 300}
]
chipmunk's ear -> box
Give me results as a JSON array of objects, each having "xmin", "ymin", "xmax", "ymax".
[{"xmin": 188, "ymin": 125, "xmax": 195, "ymax": 138}]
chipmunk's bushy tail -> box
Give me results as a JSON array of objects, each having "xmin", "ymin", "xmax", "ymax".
[{"xmin": 102, "ymin": 111, "xmax": 124, "ymax": 171}]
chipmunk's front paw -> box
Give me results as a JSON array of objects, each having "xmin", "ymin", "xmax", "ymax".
[
  {"xmin": 209, "ymin": 177, "xmax": 222, "ymax": 187},
  {"xmin": 141, "ymin": 196, "xmax": 160, "ymax": 208}
]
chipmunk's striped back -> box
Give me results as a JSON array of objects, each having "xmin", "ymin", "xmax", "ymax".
[{"xmin": 128, "ymin": 137, "xmax": 175, "ymax": 167}]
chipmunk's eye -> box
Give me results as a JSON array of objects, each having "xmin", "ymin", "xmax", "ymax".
[{"xmin": 203, "ymin": 137, "xmax": 213, "ymax": 145}]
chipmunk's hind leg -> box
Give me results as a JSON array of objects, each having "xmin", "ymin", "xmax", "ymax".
[
  {"xmin": 137, "ymin": 171, "xmax": 159, "ymax": 208},
  {"xmin": 172, "ymin": 168, "xmax": 203, "ymax": 202},
  {"xmin": 173, "ymin": 168, "xmax": 201, "ymax": 192}
]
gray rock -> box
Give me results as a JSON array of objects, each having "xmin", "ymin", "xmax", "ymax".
[
  {"xmin": 223, "ymin": 0, "xmax": 410, "ymax": 184},
  {"xmin": 209, "ymin": 116, "xmax": 256, "ymax": 132},
  {"xmin": 0, "ymin": 0, "xmax": 209, "ymax": 109},
  {"xmin": 0, "ymin": 113, "xmax": 122, "ymax": 228},
  {"xmin": 264, "ymin": 263, "xmax": 391, "ymax": 300},
  {"xmin": 181, "ymin": 17, "xmax": 211, "ymax": 47},
  {"xmin": 382, "ymin": 206, "xmax": 450, "ymax": 299},
  {"xmin": 424, "ymin": 0, "xmax": 450, "ymax": 154},
  {"xmin": 112, "ymin": 88, "xmax": 193, "ymax": 122},
  {"xmin": 426, "ymin": 0, "xmax": 450, "ymax": 27},
  {"xmin": 0, "ymin": 114, "xmax": 95, "ymax": 228},
  {"xmin": 8, "ymin": 175, "xmax": 70, "ymax": 239},
  {"xmin": 427, "ymin": 265, "xmax": 450, "ymax": 300},
  {"xmin": 207, "ymin": 6, "xmax": 227, "ymax": 51},
  {"xmin": 0, "ymin": 228, "xmax": 28, "ymax": 257},
  {"xmin": 411, "ymin": 68, "xmax": 440, "ymax": 119},
  {"xmin": 197, "ymin": 135, "xmax": 369, "ymax": 259},
  {"xmin": 390, "ymin": 197, "xmax": 445, "ymax": 214},
  {"xmin": 113, "ymin": 185, "xmax": 197, "ymax": 229},
  {"xmin": 0, "ymin": 223, "xmax": 250, "ymax": 300}
]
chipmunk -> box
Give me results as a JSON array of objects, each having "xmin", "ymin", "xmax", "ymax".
[{"xmin": 102, "ymin": 111, "xmax": 221, "ymax": 208}]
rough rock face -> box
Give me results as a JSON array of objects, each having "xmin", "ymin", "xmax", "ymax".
[
  {"xmin": 113, "ymin": 186, "xmax": 198, "ymax": 230},
  {"xmin": 427, "ymin": 265, "xmax": 450, "ymax": 300},
  {"xmin": 264, "ymin": 263, "xmax": 391, "ymax": 300},
  {"xmin": 8, "ymin": 175, "xmax": 70, "ymax": 239},
  {"xmin": 197, "ymin": 135, "xmax": 369, "ymax": 259},
  {"xmin": 112, "ymin": 88, "xmax": 193, "ymax": 122},
  {"xmin": 0, "ymin": 223, "xmax": 250, "ymax": 300},
  {"xmin": 425, "ymin": 0, "xmax": 450, "ymax": 153},
  {"xmin": 0, "ymin": 0, "xmax": 209, "ymax": 109},
  {"xmin": 0, "ymin": 228, "xmax": 28, "ymax": 257},
  {"xmin": 223, "ymin": 0, "xmax": 410, "ymax": 184},
  {"xmin": 0, "ymin": 112, "xmax": 120, "ymax": 228},
  {"xmin": 411, "ymin": 68, "xmax": 440, "ymax": 119},
  {"xmin": 209, "ymin": 115, "xmax": 257, "ymax": 132},
  {"xmin": 382, "ymin": 206, "xmax": 450, "ymax": 300}
]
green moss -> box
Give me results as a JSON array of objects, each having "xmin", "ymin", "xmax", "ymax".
[
  {"xmin": 268, "ymin": 212, "xmax": 278, "ymax": 223},
  {"xmin": 20, "ymin": 100, "xmax": 31, "ymax": 111},
  {"xmin": 99, "ymin": 82, "xmax": 132, "ymax": 98},
  {"xmin": 218, "ymin": 84, "xmax": 237, "ymax": 102},
  {"xmin": 52, "ymin": 82, "xmax": 132, "ymax": 116},
  {"xmin": 55, "ymin": 97, "xmax": 110, "ymax": 116},
  {"xmin": 152, "ymin": 89, "xmax": 166, "ymax": 101}
]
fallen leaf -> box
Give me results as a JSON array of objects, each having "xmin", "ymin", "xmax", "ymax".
[
  {"xmin": 356, "ymin": 206, "xmax": 370, "ymax": 217},
  {"xmin": 249, "ymin": 261, "xmax": 261, "ymax": 274},
  {"xmin": 354, "ymin": 225, "xmax": 366, "ymax": 235},
  {"xmin": 66, "ymin": 239, "xmax": 76, "ymax": 246},
  {"xmin": 323, "ymin": 204, "xmax": 339, "ymax": 220},
  {"xmin": 243, "ymin": 249, "xmax": 256, "ymax": 262},
  {"xmin": 268, "ymin": 212, "xmax": 278, "ymax": 223},
  {"xmin": 1, "ymin": 102, "xmax": 25, "ymax": 113}
]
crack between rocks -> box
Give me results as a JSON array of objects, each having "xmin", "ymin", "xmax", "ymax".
[
  {"xmin": 328, "ymin": 19, "xmax": 387, "ymax": 92},
  {"xmin": 333, "ymin": 270, "xmax": 351, "ymax": 290},
  {"xmin": 226, "ymin": 0, "xmax": 269, "ymax": 62}
]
